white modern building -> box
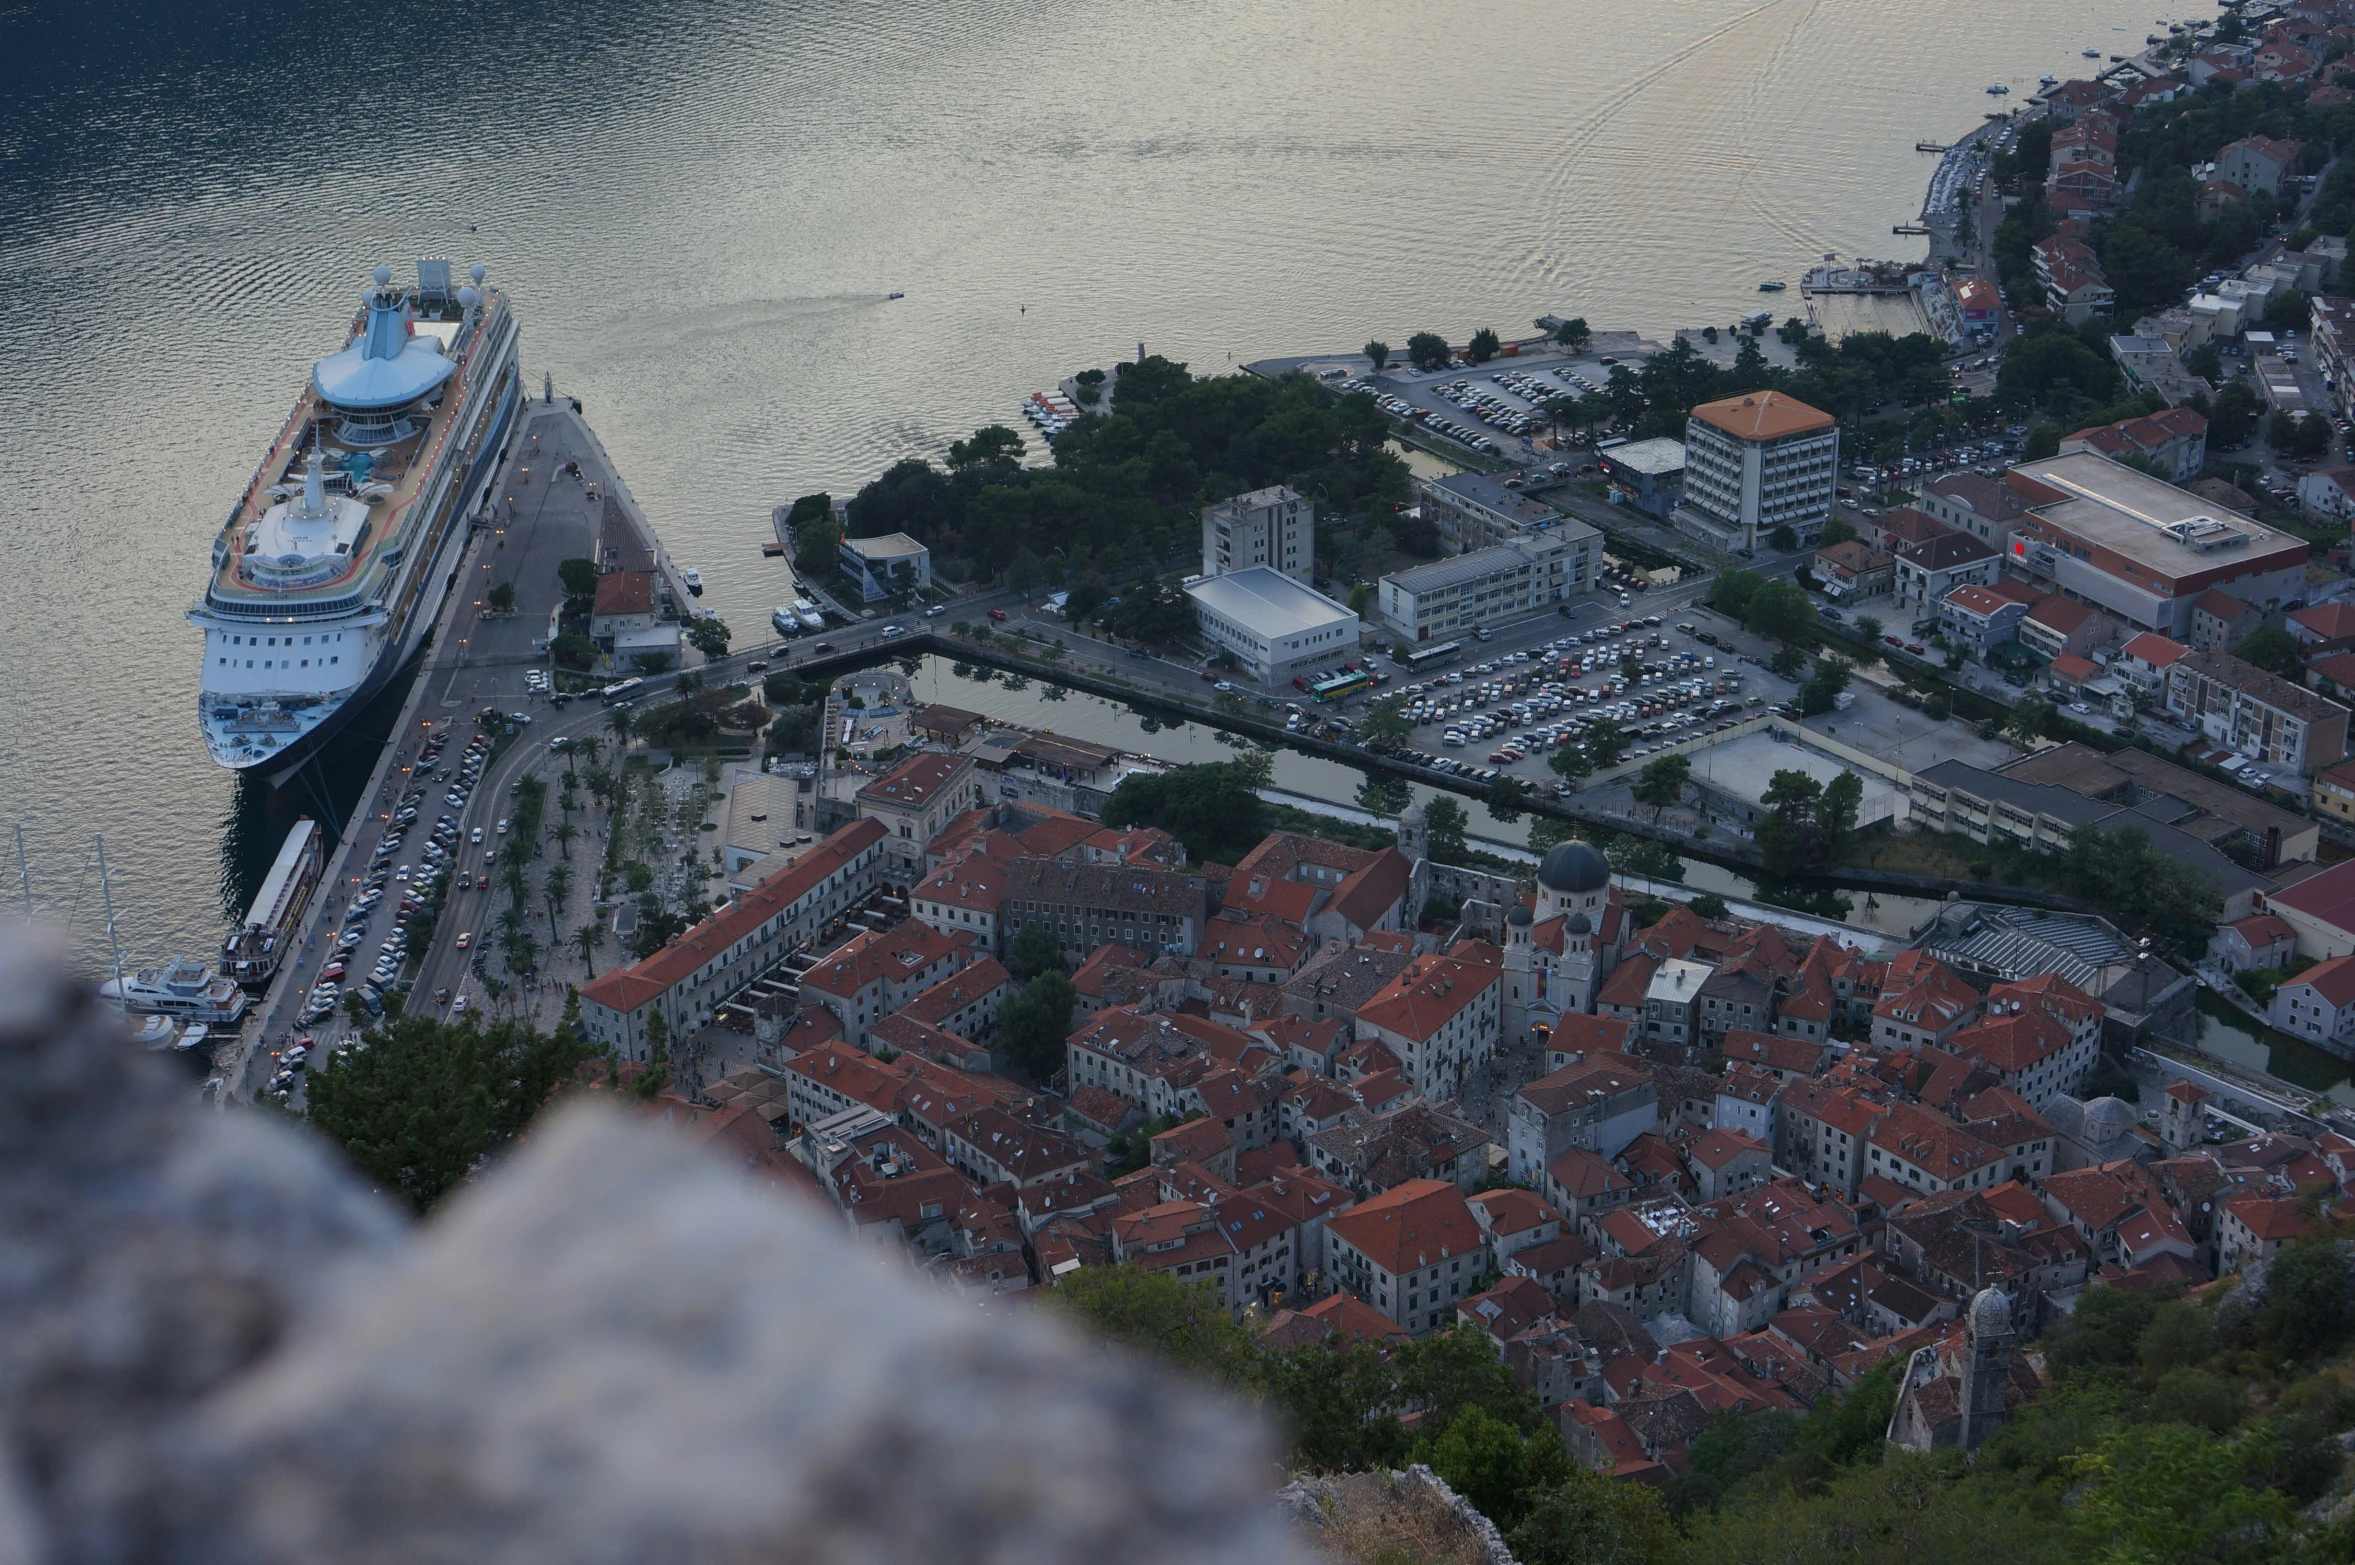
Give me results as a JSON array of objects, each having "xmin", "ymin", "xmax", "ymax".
[
  {"xmin": 839, "ymin": 532, "xmax": 932, "ymax": 602},
  {"xmin": 1377, "ymin": 522, "xmax": 1599, "ymax": 645},
  {"xmin": 1185, "ymin": 565, "xmax": 1360, "ymax": 684},
  {"xmin": 1676, "ymin": 391, "xmax": 1839, "ymax": 552},
  {"xmin": 1201, "ymin": 485, "xmax": 1314, "ymax": 585}
]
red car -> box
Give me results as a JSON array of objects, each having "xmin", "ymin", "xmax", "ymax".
[
  {"xmin": 1883, "ymin": 635, "xmax": 1903, "ymax": 648},
  {"xmin": 475, "ymin": 872, "xmax": 490, "ymax": 890},
  {"xmin": 318, "ymin": 963, "xmax": 346, "ymax": 982},
  {"xmin": 987, "ymin": 608, "xmax": 1009, "ymax": 621},
  {"xmin": 1905, "ymin": 642, "xmax": 1925, "ymax": 655}
]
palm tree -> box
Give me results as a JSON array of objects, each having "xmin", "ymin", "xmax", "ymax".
[
  {"xmin": 607, "ymin": 704, "xmax": 634, "ymax": 753},
  {"xmin": 497, "ymin": 904, "xmax": 528, "ymax": 942},
  {"xmin": 550, "ymin": 821, "xmax": 578, "ymax": 860},
  {"xmin": 544, "ymin": 865, "xmax": 572, "ymax": 931},
  {"xmin": 572, "ymin": 920, "xmax": 606, "ymax": 978},
  {"xmin": 577, "ymin": 736, "xmax": 604, "ymax": 768}
]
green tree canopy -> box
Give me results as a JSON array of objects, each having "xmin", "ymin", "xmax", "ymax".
[
  {"xmin": 1009, "ymin": 922, "xmax": 1065, "ymax": 981},
  {"xmin": 1632, "ymin": 754, "xmax": 1692, "ymax": 820},
  {"xmin": 2232, "ymin": 625, "xmax": 2304, "ymax": 681},
  {"xmin": 1361, "ymin": 695, "xmax": 1412, "ymax": 750},
  {"xmin": 305, "ymin": 1014, "xmax": 597, "ymax": 1214},
  {"xmin": 1422, "ymin": 794, "xmax": 1470, "ymax": 862},
  {"xmin": 1745, "ymin": 580, "xmax": 1816, "ymax": 643},
  {"xmin": 1407, "ymin": 332, "xmax": 1452, "ymax": 371},
  {"xmin": 996, "ymin": 971, "xmax": 1078, "ymax": 1080},
  {"xmin": 1102, "ymin": 752, "xmax": 1274, "ymax": 864},
  {"xmin": 1044, "ymin": 1263, "xmax": 1257, "ymax": 1384}
]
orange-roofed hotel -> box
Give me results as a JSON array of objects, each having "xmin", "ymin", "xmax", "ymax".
[{"xmin": 1675, "ymin": 391, "xmax": 1839, "ymax": 553}]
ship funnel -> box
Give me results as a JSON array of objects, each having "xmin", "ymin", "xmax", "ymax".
[{"xmin": 302, "ymin": 451, "xmax": 328, "ymax": 519}]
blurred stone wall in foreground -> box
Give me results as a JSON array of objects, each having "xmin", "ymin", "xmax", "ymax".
[{"xmin": 0, "ymin": 930, "xmax": 1305, "ymax": 1565}]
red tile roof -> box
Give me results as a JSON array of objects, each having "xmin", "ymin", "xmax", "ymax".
[
  {"xmin": 2027, "ymin": 594, "xmax": 2096, "ymax": 635},
  {"xmin": 2269, "ymin": 858, "xmax": 2355, "ymax": 935},
  {"xmin": 1359, "ymin": 956, "xmax": 1497, "ymax": 1043},
  {"xmin": 591, "ymin": 570, "xmax": 653, "ymax": 617},
  {"xmin": 1324, "ymin": 1178, "xmax": 1484, "ymax": 1276},
  {"xmin": 2286, "ymin": 953, "xmax": 2355, "ymax": 1009},
  {"xmin": 857, "ymin": 751, "xmax": 970, "ymax": 810},
  {"xmin": 582, "ymin": 818, "xmax": 886, "ymax": 1013},
  {"xmin": 2121, "ymin": 632, "xmax": 2190, "ymax": 668}
]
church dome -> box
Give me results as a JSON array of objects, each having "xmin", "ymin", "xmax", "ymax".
[
  {"xmin": 1537, "ymin": 840, "xmax": 1610, "ymax": 894},
  {"xmin": 1566, "ymin": 912, "xmax": 1592, "ymax": 936},
  {"xmin": 1506, "ymin": 904, "xmax": 1533, "ymax": 927},
  {"xmin": 1969, "ymin": 1288, "xmax": 2012, "ymax": 1338},
  {"xmin": 2084, "ymin": 1096, "xmax": 2134, "ymax": 1137}
]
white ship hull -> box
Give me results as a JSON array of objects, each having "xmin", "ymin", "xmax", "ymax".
[{"xmin": 190, "ymin": 265, "xmax": 523, "ymax": 774}]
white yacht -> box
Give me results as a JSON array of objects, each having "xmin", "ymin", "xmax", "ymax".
[
  {"xmin": 771, "ymin": 605, "xmax": 802, "ymax": 637},
  {"xmin": 684, "ymin": 568, "xmax": 704, "ymax": 596},
  {"xmin": 794, "ymin": 599, "xmax": 825, "ymax": 632},
  {"xmin": 190, "ymin": 261, "xmax": 522, "ymax": 774},
  {"xmin": 99, "ymin": 958, "xmax": 253, "ymax": 1024}
]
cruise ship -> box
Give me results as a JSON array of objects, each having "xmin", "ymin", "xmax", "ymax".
[{"xmin": 190, "ymin": 261, "xmax": 522, "ymax": 773}]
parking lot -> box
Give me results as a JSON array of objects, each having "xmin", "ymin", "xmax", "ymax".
[
  {"xmin": 1379, "ymin": 610, "xmax": 1782, "ymax": 794},
  {"xmin": 255, "ymin": 717, "xmax": 515, "ymax": 1104},
  {"xmin": 1314, "ymin": 349, "xmax": 1651, "ymax": 470}
]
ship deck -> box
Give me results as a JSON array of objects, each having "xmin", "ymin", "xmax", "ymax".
[{"xmin": 206, "ymin": 295, "xmax": 506, "ymax": 609}]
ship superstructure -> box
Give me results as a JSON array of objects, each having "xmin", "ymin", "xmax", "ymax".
[{"xmin": 190, "ymin": 261, "xmax": 521, "ymax": 771}]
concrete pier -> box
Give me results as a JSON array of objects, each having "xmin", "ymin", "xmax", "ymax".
[{"xmin": 220, "ymin": 394, "xmax": 672, "ymax": 1099}]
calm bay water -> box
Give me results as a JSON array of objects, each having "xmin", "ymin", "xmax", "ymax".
[{"xmin": 1, "ymin": 0, "xmax": 2164, "ymax": 965}]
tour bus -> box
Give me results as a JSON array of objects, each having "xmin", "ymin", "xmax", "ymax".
[
  {"xmin": 598, "ymin": 677, "xmax": 645, "ymax": 702},
  {"xmin": 1309, "ymin": 668, "xmax": 1376, "ymax": 703},
  {"xmin": 1391, "ymin": 640, "xmax": 1464, "ymax": 673}
]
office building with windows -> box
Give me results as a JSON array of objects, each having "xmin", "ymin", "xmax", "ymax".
[{"xmin": 1675, "ymin": 391, "xmax": 1838, "ymax": 552}]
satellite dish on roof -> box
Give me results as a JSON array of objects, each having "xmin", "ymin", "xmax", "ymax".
[
  {"xmin": 470, "ymin": 262, "xmax": 486, "ymax": 284},
  {"xmin": 373, "ymin": 263, "xmax": 392, "ymax": 287},
  {"xmin": 457, "ymin": 286, "xmax": 479, "ymax": 310}
]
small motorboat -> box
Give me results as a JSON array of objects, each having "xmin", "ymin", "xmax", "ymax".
[
  {"xmin": 886, "ymin": 291, "xmax": 905, "ymax": 300},
  {"xmin": 2039, "ymin": 74, "xmax": 2059, "ymax": 85},
  {"xmin": 1758, "ymin": 280, "xmax": 1787, "ymax": 292},
  {"xmin": 1986, "ymin": 83, "xmax": 2009, "ymax": 94},
  {"xmin": 771, "ymin": 606, "xmax": 801, "ymax": 637},
  {"xmin": 684, "ymin": 568, "xmax": 704, "ymax": 596},
  {"xmin": 2083, "ymin": 47, "xmax": 2101, "ymax": 56}
]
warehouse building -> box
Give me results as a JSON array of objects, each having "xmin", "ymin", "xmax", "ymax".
[
  {"xmin": 1184, "ymin": 565, "xmax": 1360, "ymax": 684},
  {"xmin": 2004, "ymin": 452, "xmax": 2308, "ymax": 639}
]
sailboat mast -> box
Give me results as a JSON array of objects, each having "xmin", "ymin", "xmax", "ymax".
[{"xmin": 94, "ymin": 834, "xmax": 125, "ymax": 993}]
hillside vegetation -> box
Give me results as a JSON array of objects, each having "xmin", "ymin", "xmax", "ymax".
[{"xmin": 1051, "ymin": 1239, "xmax": 2355, "ymax": 1565}]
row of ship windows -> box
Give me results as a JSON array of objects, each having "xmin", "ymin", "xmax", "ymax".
[
  {"xmin": 220, "ymin": 633, "xmax": 347, "ymax": 647},
  {"xmin": 220, "ymin": 657, "xmax": 339, "ymax": 668}
]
